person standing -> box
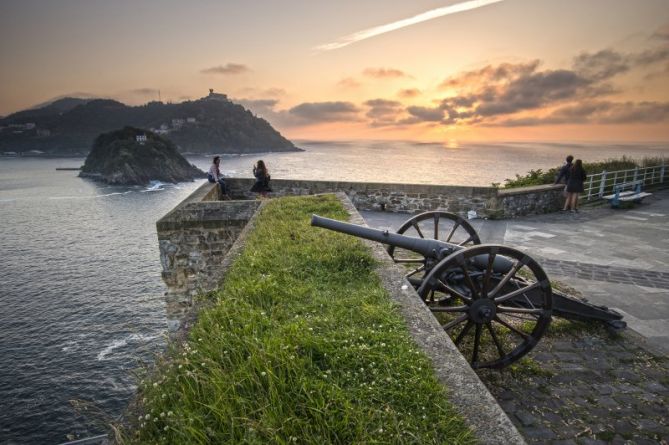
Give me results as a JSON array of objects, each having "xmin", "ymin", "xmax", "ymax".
[
  {"xmin": 208, "ymin": 156, "xmax": 228, "ymax": 197},
  {"xmin": 250, "ymin": 160, "xmax": 272, "ymax": 198},
  {"xmin": 554, "ymin": 155, "xmax": 574, "ymax": 185},
  {"xmin": 564, "ymin": 159, "xmax": 587, "ymax": 212}
]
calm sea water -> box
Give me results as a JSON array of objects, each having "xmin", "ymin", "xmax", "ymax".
[{"xmin": 1, "ymin": 140, "xmax": 667, "ymax": 444}]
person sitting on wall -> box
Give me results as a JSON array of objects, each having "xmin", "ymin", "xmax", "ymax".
[
  {"xmin": 250, "ymin": 160, "xmax": 272, "ymax": 198},
  {"xmin": 208, "ymin": 156, "xmax": 228, "ymax": 198}
]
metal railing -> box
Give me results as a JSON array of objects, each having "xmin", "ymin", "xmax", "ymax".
[{"xmin": 584, "ymin": 164, "xmax": 667, "ymax": 200}]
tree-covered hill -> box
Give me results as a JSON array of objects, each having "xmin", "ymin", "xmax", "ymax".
[
  {"xmin": 0, "ymin": 92, "xmax": 299, "ymax": 155},
  {"xmin": 79, "ymin": 127, "xmax": 205, "ymax": 185}
]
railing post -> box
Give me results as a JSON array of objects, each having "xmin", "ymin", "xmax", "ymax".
[
  {"xmin": 598, "ymin": 170, "xmax": 607, "ymax": 198},
  {"xmin": 633, "ymin": 167, "xmax": 638, "ymax": 182},
  {"xmin": 587, "ymin": 174, "xmax": 595, "ymax": 200},
  {"xmin": 661, "ymin": 164, "xmax": 666, "ymax": 184},
  {"xmin": 613, "ymin": 171, "xmax": 618, "ymax": 190}
]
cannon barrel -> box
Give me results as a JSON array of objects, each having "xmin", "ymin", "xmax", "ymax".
[
  {"xmin": 311, "ymin": 214, "xmax": 453, "ymax": 259},
  {"xmin": 311, "ymin": 214, "xmax": 514, "ymax": 273}
]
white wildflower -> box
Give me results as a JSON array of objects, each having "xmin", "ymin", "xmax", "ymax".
[{"xmin": 145, "ymin": 414, "xmax": 151, "ymax": 420}]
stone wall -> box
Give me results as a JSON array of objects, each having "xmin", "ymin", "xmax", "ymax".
[
  {"xmin": 225, "ymin": 177, "xmax": 497, "ymax": 214},
  {"xmin": 156, "ymin": 185, "xmax": 260, "ymax": 330},
  {"xmin": 493, "ymin": 184, "xmax": 566, "ymax": 218}
]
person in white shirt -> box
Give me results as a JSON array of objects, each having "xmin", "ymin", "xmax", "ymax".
[{"xmin": 207, "ymin": 156, "xmax": 227, "ymax": 197}]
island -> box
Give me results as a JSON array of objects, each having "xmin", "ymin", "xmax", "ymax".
[
  {"xmin": 79, "ymin": 127, "xmax": 205, "ymax": 185},
  {"xmin": 0, "ymin": 90, "xmax": 300, "ymax": 156}
]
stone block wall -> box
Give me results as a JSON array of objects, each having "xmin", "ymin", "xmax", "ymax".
[
  {"xmin": 226, "ymin": 177, "xmax": 497, "ymax": 215},
  {"xmin": 156, "ymin": 190, "xmax": 260, "ymax": 330},
  {"xmin": 494, "ymin": 184, "xmax": 566, "ymax": 218}
]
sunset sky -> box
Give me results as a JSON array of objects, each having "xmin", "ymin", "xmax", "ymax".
[{"xmin": 1, "ymin": 0, "xmax": 668, "ymax": 141}]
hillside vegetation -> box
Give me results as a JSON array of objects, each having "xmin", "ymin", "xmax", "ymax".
[
  {"xmin": 501, "ymin": 156, "xmax": 667, "ymax": 188},
  {"xmin": 0, "ymin": 94, "xmax": 298, "ymax": 155},
  {"xmin": 80, "ymin": 127, "xmax": 204, "ymax": 185}
]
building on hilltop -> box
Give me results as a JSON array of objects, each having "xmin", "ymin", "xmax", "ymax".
[
  {"xmin": 136, "ymin": 134, "xmax": 148, "ymax": 144},
  {"xmin": 206, "ymin": 88, "xmax": 229, "ymax": 102}
]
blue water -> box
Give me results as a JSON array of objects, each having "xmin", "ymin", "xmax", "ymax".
[{"xmin": 1, "ymin": 140, "xmax": 667, "ymax": 444}]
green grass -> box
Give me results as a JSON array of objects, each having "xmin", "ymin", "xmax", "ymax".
[
  {"xmin": 501, "ymin": 155, "xmax": 668, "ymax": 188},
  {"xmin": 121, "ymin": 195, "xmax": 475, "ymax": 444}
]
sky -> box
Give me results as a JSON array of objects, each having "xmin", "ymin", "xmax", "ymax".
[{"xmin": 1, "ymin": 0, "xmax": 668, "ymax": 142}]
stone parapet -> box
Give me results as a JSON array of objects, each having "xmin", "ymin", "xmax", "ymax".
[{"xmin": 226, "ymin": 177, "xmax": 497, "ymax": 214}]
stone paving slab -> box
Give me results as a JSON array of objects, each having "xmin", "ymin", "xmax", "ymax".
[{"xmin": 475, "ymin": 323, "xmax": 669, "ymax": 445}]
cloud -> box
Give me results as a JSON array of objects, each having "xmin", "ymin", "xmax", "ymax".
[
  {"xmin": 237, "ymin": 87, "xmax": 286, "ymax": 97},
  {"xmin": 314, "ymin": 0, "xmax": 504, "ymax": 51},
  {"xmin": 200, "ymin": 63, "xmax": 250, "ymax": 75},
  {"xmin": 404, "ymin": 106, "xmax": 445, "ymax": 123},
  {"xmin": 494, "ymin": 100, "xmax": 669, "ymax": 126},
  {"xmin": 363, "ymin": 68, "xmax": 410, "ymax": 79},
  {"xmin": 129, "ymin": 88, "xmax": 160, "ymax": 97},
  {"xmin": 651, "ymin": 23, "xmax": 669, "ymax": 41},
  {"xmin": 337, "ymin": 77, "xmax": 362, "ymax": 88},
  {"xmin": 572, "ymin": 49, "xmax": 629, "ymax": 81},
  {"xmin": 288, "ymin": 101, "xmax": 361, "ymax": 123},
  {"xmin": 364, "ymin": 99, "xmax": 404, "ymax": 125},
  {"xmin": 397, "ymin": 88, "xmax": 421, "ymax": 98}
]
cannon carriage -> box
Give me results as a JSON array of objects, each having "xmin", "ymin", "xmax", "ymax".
[{"xmin": 311, "ymin": 211, "xmax": 624, "ymax": 370}]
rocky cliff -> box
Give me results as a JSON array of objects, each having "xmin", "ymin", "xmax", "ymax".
[{"xmin": 79, "ymin": 127, "xmax": 205, "ymax": 185}]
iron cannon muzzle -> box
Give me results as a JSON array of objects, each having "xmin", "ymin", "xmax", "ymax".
[{"xmin": 311, "ymin": 214, "xmax": 457, "ymax": 260}]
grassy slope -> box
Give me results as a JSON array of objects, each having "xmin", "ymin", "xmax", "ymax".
[{"xmin": 125, "ymin": 195, "xmax": 474, "ymax": 444}]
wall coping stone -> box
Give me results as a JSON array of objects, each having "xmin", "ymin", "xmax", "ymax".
[{"xmin": 497, "ymin": 183, "xmax": 564, "ymax": 197}]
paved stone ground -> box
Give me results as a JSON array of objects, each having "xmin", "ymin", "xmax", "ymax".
[
  {"xmin": 360, "ymin": 189, "xmax": 669, "ymax": 444},
  {"xmin": 476, "ymin": 323, "xmax": 669, "ymax": 445}
]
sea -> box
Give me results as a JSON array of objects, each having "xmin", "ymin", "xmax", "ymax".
[{"xmin": 1, "ymin": 140, "xmax": 667, "ymax": 444}]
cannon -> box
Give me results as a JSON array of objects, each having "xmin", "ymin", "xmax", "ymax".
[{"xmin": 311, "ymin": 211, "xmax": 624, "ymax": 369}]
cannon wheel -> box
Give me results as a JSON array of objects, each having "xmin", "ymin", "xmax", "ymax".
[
  {"xmin": 387, "ymin": 211, "xmax": 481, "ymax": 286},
  {"xmin": 417, "ymin": 245, "xmax": 552, "ymax": 369}
]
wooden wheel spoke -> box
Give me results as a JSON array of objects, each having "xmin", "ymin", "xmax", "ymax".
[
  {"xmin": 458, "ymin": 236, "xmax": 474, "ymax": 246},
  {"xmin": 435, "ymin": 279, "xmax": 473, "ymax": 304},
  {"xmin": 412, "ymin": 222, "xmax": 425, "ymax": 238},
  {"xmin": 497, "ymin": 306, "xmax": 545, "ymax": 315},
  {"xmin": 454, "ymin": 320, "xmax": 474, "ymax": 346},
  {"xmin": 482, "ymin": 252, "xmax": 496, "ymax": 297},
  {"xmin": 472, "ymin": 324, "xmax": 482, "ymax": 365},
  {"xmin": 488, "ymin": 259, "xmax": 525, "ymax": 298},
  {"xmin": 445, "ymin": 222, "xmax": 460, "ymax": 242},
  {"xmin": 393, "ymin": 257, "xmax": 425, "ymax": 263},
  {"xmin": 460, "ymin": 265, "xmax": 480, "ymax": 299},
  {"xmin": 494, "ymin": 315, "xmax": 530, "ymax": 340},
  {"xmin": 494, "ymin": 281, "xmax": 540, "ymax": 304},
  {"xmin": 433, "ymin": 213, "xmax": 439, "ymax": 240},
  {"xmin": 405, "ymin": 264, "xmax": 425, "ymax": 278},
  {"xmin": 486, "ymin": 322, "xmax": 506, "ymax": 358},
  {"xmin": 443, "ymin": 313, "xmax": 469, "ymax": 331}
]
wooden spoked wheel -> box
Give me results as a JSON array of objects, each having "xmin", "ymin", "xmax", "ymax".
[
  {"xmin": 387, "ymin": 211, "xmax": 481, "ymax": 287},
  {"xmin": 417, "ymin": 245, "xmax": 553, "ymax": 369}
]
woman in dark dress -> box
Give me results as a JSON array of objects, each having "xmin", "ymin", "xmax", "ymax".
[
  {"xmin": 250, "ymin": 160, "xmax": 271, "ymax": 198},
  {"xmin": 565, "ymin": 159, "xmax": 587, "ymax": 212}
]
